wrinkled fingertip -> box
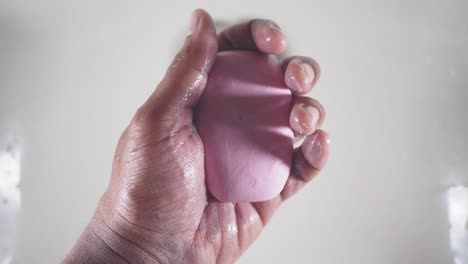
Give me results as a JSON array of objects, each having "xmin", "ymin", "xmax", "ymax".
[
  {"xmin": 251, "ymin": 19, "xmax": 287, "ymax": 54},
  {"xmin": 290, "ymin": 102, "xmax": 321, "ymax": 136},
  {"xmin": 284, "ymin": 57, "xmax": 321, "ymax": 95},
  {"xmin": 291, "ymin": 97, "xmax": 326, "ymax": 134},
  {"xmin": 301, "ymin": 130, "xmax": 330, "ymax": 170}
]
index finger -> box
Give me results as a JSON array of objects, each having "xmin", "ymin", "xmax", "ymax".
[{"xmin": 217, "ymin": 19, "xmax": 287, "ymax": 54}]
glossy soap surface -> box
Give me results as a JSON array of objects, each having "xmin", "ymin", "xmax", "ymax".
[{"xmin": 196, "ymin": 51, "xmax": 293, "ymax": 202}]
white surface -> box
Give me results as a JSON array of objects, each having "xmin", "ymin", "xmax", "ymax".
[
  {"xmin": 448, "ymin": 186, "xmax": 468, "ymax": 264},
  {"xmin": 1, "ymin": 0, "xmax": 467, "ymax": 263}
]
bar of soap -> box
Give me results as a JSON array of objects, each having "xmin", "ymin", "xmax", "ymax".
[{"xmin": 196, "ymin": 50, "xmax": 293, "ymax": 202}]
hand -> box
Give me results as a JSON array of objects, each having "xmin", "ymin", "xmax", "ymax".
[{"xmin": 65, "ymin": 9, "xmax": 330, "ymax": 264}]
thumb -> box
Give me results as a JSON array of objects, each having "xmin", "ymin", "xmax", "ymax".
[{"xmin": 136, "ymin": 9, "xmax": 218, "ymax": 123}]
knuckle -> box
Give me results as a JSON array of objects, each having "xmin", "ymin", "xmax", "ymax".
[{"xmin": 130, "ymin": 106, "xmax": 152, "ymax": 133}]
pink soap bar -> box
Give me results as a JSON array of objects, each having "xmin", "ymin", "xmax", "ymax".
[{"xmin": 196, "ymin": 50, "xmax": 293, "ymax": 202}]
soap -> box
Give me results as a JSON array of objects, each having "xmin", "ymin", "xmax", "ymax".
[{"xmin": 196, "ymin": 50, "xmax": 293, "ymax": 202}]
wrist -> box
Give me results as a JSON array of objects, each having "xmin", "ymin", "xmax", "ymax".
[
  {"xmin": 64, "ymin": 216, "xmax": 128, "ymax": 263},
  {"xmin": 64, "ymin": 198, "xmax": 161, "ymax": 264}
]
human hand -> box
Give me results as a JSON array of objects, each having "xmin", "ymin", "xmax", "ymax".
[{"xmin": 65, "ymin": 9, "xmax": 329, "ymax": 264}]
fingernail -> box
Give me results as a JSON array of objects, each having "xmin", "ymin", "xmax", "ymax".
[
  {"xmin": 254, "ymin": 19, "xmax": 282, "ymax": 35},
  {"xmin": 290, "ymin": 103, "xmax": 320, "ymax": 135},
  {"xmin": 266, "ymin": 20, "xmax": 282, "ymax": 33},
  {"xmin": 287, "ymin": 58, "xmax": 315, "ymax": 93},
  {"xmin": 302, "ymin": 133, "xmax": 322, "ymax": 165},
  {"xmin": 252, "ymin": 19, "xmax": 287, "ymax": 53},
  {"xmin": 264, "ymin": 21, "xmax": 286, "ymax": 46},
  {"xmin": 188, "ymin": 11, "xmax": 201, "ymax": 36}
]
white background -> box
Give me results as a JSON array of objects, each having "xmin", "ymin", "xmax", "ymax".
[{"xmin": 1, "ymin": 0, "xmax": 467, "ymax": 263}]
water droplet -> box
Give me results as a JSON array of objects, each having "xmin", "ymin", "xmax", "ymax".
[{"xmin": 227, "ymin": 223, "xmax": 238, "ymax": 233}]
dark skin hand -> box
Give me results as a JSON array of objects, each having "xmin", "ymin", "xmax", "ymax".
[{"xmin": 64, "ymin": 9, "xmax": 329, "ymax": 264}]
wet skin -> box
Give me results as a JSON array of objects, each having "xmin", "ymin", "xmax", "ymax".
[{"xmin": 65, "ymin": 9, "xmax": 330, "ymax": 264}]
